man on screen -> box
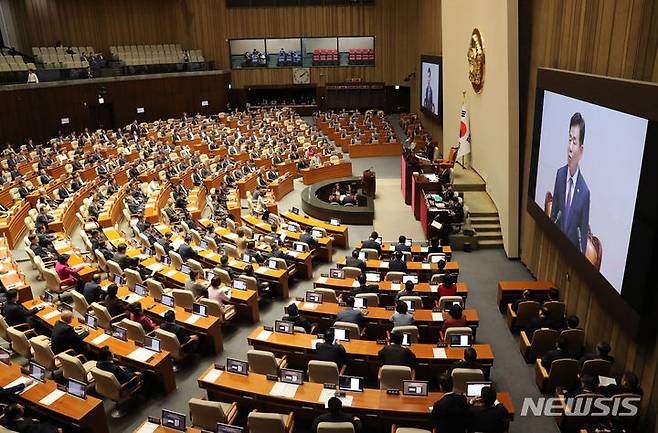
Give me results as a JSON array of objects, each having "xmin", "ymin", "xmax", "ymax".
[
  {"xmin": 423, "ymin": 67, "xmax": 435, "ymax": 113},
  {"xmin": 550, "ymin": 112, "xmax": 590, "ymax": 253}
]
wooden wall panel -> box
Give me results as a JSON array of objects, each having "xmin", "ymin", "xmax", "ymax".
[{"xmin": 519, "ymin": 1, "xmax": 658, "ymax": 431}]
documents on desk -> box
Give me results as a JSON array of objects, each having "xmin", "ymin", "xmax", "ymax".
[
  {"xmin": 319, "ymin": 389, "xmax": 353, "ymax": 407},
  {"xmin": 128, "ymin": 347, "xmax": 157, "ymax": 363},
  {"xmin": 431, "ymin": 313, "xmax": 444, "ymax": 322},
  {"xmin": 4, "ymin": 376, "xmax": 32, "ymax": 390},
  {"xmin": 269, "ymin": 382, "xmax": 299, "ymax": 398},
  {"xmin": 317, "ymin": 277, "xmax": 327, "ymax": 284},
  {"xmin": 185, "ymin": 314, "xmax": 202, "ymax": 324},
  {"xmin": 146, "ymin": 262, "xmax": 166, "ymax": 272},
  {"xmin": 43, "ymin": 310, "xmax": 61, "ymax": 320},
  {"xmin": 91, "ymin": 333, "xmax": 111, "ymax": 345},
  {"xmin": 202, "ymin": 368, "xmax": 223, "ymax": 382},
  {"xmin": 39, "ymin": 389, "xmax": 66, "ymax": 406},
  {"xmin": 164, "ymin": 269, "xmax": 178, "ymax": 277},
  {"xmin": 433, "ymin": 348, "xmax": 447, "ymax": 359},
  {"xmin": 135, "ymin": 422, "xmax": 160, "ymax": 433},
  {"xmin": 123, "ymin": 294, "xmax": 143, "ymax": 304},
  {"xmin": 256, "ymin": 330, "xmax": 272, "ymax": 341}
]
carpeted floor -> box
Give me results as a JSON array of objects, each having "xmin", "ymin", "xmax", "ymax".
[{"xmin": 7, "ymin": 116, "xmax": 560, "ymax": 433}]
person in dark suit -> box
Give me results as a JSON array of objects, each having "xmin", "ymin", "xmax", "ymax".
[
  {"xmin": 4, "ymin": 403, "xmax": 63, "ymax": 433},
  {"xmin": 350, "ymin": 274, "xmax": 379, "ymax": 297},
  {"xmin": 83, "ymin": 274, "xmax": 104, "ymax": 304},
  {"xmin": 97, "ymin": 345, "xmax": 141, "ymax": 384},
  {"xmin": 2, "ymin": 289, "xmax": 42, "ymax": 328},
  {"xmin": 450, "ymin": 347, "xmax": 485, "ymax": 377},
  {"xmin": 299, "ymin": 227, "xmax": 319, "ymax": 249},
  {"xmin": 311, "ymin": 397, "xmax": 362, "ymax": 433},
  {"xmin": 112, "ymin": 243, "xmax": 131, "ymax": 270},
  {"xmin": 51, "ymin": 311, "xmax": 89, "ymax": 354},
  {"xmin": 431, "ymin": 373, "xmax": 469, "ymax": 433},
  {"xmin": 549, "ymin": 112, "xmax": 590, "ymax": 253},
  {"xmin": 361, "ymin": 231, "xmax": 381, "ymax": 255},
  {"xmin": 28, "ymin": 234, "xmax": 53, "ymax": 260},
  {"xmin": 394, "ymin": 280, "xmax": 416, "ymax": 301},
  {"xmin": 378, "ymin": 332, "xmax": 416, "ymax": 368},
  {"xmin": 599, "ymin": 371, "xmax": 643, "ymax": 397},
  {"xmin": 578, "ymin": 341, "xmax": 614, "ymax": 367},
  {"xmin": 423, "ymin": 67, "xmax": 435, "ymax": 113},
  {"xmin": 177, "ymin": 234, "xmax": 195, "ymax": 262},
  {"xmin": 57, "ymin": 184, "xmax": 70, "ymax": 200},
  {"xmin": 345, "ymin": 249, "xmax": 367, "ymax": 273},
  {"xmin": 335, "ymin": 297, "xmax": 363, "ymax": 325},
  {"xmin": 467, "ymin": 386, "xmax": 508, "ymax": 433},
  {"xmin": 525, "ymin": 307, "xmax": 553, "ymax": 337},
  {"xmin": 315, "ymin": 329, "xmax": 347, "ymax": 368},
  {"xmin": 282, "ymin": 303, "xmax": 313, "ymax": 334},
  {"xmin": 565, "ymin": 374, "xmax": 597, "ymax": 399},
  {"xmin": 268, "ymin": 243, "xmax": 294, "ymax": 262},
  {"xmin": 160, "ymin": 310, "xmax": 198, "ymax": 351},
  {"xmin": 103, "ymin": 284, "xmax": 128, "ymax": 317},
  {"xmin": 541, "ymin": 335, "xmax": 572, "ymax": 368},
  {"xmin": 395, "ymin": 235, "xmax": 411, "ymax": 252},
  {"xmin": 17, "ymin": 180, "xmax": 33, "ymax": 199},
  {"xmin": 388, "ymin": 251, "xmax": 407, "ymax": 272}
]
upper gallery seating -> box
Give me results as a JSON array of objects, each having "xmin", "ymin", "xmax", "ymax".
[{"xmin": 111, "ymin": 44, "xmax": 205, "ymax": 67}]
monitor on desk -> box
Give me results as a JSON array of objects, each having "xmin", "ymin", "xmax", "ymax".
[
  {"xmin": 305, "ymin": 291, "xmax": 323, "ymax": 304},
  {"xmin": 449, "ymin": 334, "xmax": 472, "ymax": 347},
  {"xmin": 329, "ymin": 268, "xmax": 344, "ymax": 279},
  {"xmin": 226, "ymin": 358, "xmax": 248, "ymax": 375},
  {"xmin": 29, "ymin": 362, "xmax": 46, "ymax": 382},
  {"xmin": 268, "ymin": 259, "xmax": 278, "ymax": 270},
  {"xmin": 205, "ymin": 270, "xmax": 215, "ymax": 282},
  {"xmin": 291, "ymin": 207, "xmax": 299, "ymax": 215},
  {"xmin": 275, "ymin": 320, "xmax": 294, "ymax": 334},
  {"xmin": 161, "ymin": 294, "xmax": 175, "ymax": 307},
  {"xmin": 430, "ymin": 254, "xmax": 446, "ymax": 263},
  {"xmin": 286, "ymin": 224, "xmax": 297, "ymax": 233},
  {"xmin": 217, "ymin": 423, "xmax": 244, "ymax": 433},
  {"xmin": 402, "ymin": 274, "xmax": 419, "ymax": 284},
  {"xmin": 180, "ymin": 264, "xmax": 191, "ymax": 275},
  {"xmin": 242, "ymin": 253, "xmax": 251, "ymax": 263},
  {"xmin": 443, "ymin": 300, "xmax": 462, "ymax": 311},
  {"xmin": 199, "ymin": 240, "xmax": 208, "ymax": 250},
  {"xmin": 466, "ymin": 381, "xmax": 492, "ymax": 397},
  {"xmin": 162, "ymin": 409, "xmax": 186, "ymax": 431},
  {"xmin": 280, "ymin": 368, "xmax": 304, "ymax": 385},
  {"xmin": 66, "ymin": 378, "xmax": 87, "ymax": 399},
  {"xmin": 403, "ymin": 300, "xmax": 416, "ymax": 312},
  {"xmin": 404, "ymin": 238, "xmax": 413, "ymax": 247},
  {"xmin": 294, "ymin": 243, "xmax": 305, "ymax": 252},
  {"xmin": 43, "ymin": 291, "xmax": 54, "ymax": 304},
  {"xmin": 279, "ymin": 233, "xmax": 287, "ymax": 242},
  {"xmin": 144, "ymin": 335, "xmax": 161, "ymax": 353},
  {"xmin": 403, "ymin": 380, "xmax": 428, "ymax": 396},
  {"xmin": 358, "ymin": 251, "xmax": 367, "ymax": 261},
  {"xmin": 401, "ymin": 333, "xmax": 413, "ymax": 346},
  {"xmin": 143, "ymin": 247, "xmax": 152, "ymax": 257},
  {"xmin": 85, "ymin": 314, "xmax": 98, "ymax": 329},
  {"xmin": 333, "ymin": 327, "xmax": 350, "ymax": 342},
  {"xmin": 330, "ymin": 218, "xmax": 341, "ymax": 226},
  {"xmin": 365, "ymin": 272, "xmax": 380, "ymax": 283},
  {"xmin": 134, "ymin": 284, "xmax": 147, "ymax": 296},
  {"xmin": 233, "ymin": 280, "xmax": 247, "ymax": 291},
  {"xmin": 0, "ymin": 347, "xmax": 11, "ymax": 365},
  {"xmin": 338, "ymin": 375, "xmax": 363, "ymax": 392},
  {"xmin": 193, "ymin": 303, "xmax": 208, "ymax": 317},
  {"xmin": 312, "ymin": 229, "xmax": 323, "ymax": 239},
  {"xmin": 111, "ymin": 325, "xmax": 128, "ymax": 341},
  {"xmin": 353, "ymin": 297, "xmax": 367, "ymax": 309},
  {"xmin": 113, "ymin": 275, "xmax": 124, "ymax": 285},
  {"xmin": 162, "ymin": 256, "xmax": 171, "ymax": 265}
]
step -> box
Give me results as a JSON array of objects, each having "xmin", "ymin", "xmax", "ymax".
[
  {"xmin": 472, "ymin": 224, "xmax": 500, "ymax": 232},
  {"xmin": 479, "ymin": 239, "xmax": 504, "ymax": 249},
  {"xmin": 469, "ymin": 210, "xmax": 499, "ymax": 218},
  {"xmin": 470, "ymin": 216, "xmax": 500, "ymax": 224},
  {"xmin": 453, "ymin": 183, "xmax": 486, "ymax": 192},
  {"xmin": 478, "ymin": 231, "xmax": 503, "ymax": 241}
]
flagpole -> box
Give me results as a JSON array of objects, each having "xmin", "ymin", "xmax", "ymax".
[{"xmin": 459, "ymin": 90, "xmax": 466, "ymax": 168}]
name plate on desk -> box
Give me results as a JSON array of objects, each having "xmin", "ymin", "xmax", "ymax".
[{"xmin": 386, "ymin": 389, "xmax": 400, "ymax": 395}]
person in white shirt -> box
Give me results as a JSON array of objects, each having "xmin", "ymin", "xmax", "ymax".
[
  {"xmin": 27, "ymin": 70, "xmax": 39, "ymax": 84},
  {"xmin": 207, "ymin": 276, "xmax": 231, "ymax": 310}
]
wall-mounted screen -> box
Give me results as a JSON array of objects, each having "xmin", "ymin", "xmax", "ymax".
[
  {"xmin": 528, "ymin": 68, "xmax": 658, "ymax": 332},
  {"xmin": 419, "ymin": 55, "xmax": 442, "ymax": 120}
]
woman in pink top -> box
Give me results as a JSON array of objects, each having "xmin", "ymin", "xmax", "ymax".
[
  {"xmin": 207, "ymin": 276, "xmax": 232, "ymax": 309},
  {"xmin": 54, "ymin": 254, "xmax": 84, "ymax": 291}
]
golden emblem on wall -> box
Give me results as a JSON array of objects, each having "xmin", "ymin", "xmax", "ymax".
[{"xmin": 467, "ymin": 28, "xmax": 485, "ymax": 93}]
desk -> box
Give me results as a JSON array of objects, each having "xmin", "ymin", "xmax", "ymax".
[
  {"xmin": 133, "ymin": 420, "xmax": 203, "ymax": 433},
  {"xmin": 0, "ymin": 238, "xmax": 33, "ymax": 302},
  {"xmin": 270, "ymin": 174, "xmax": 294, "ymax": 201},
  {"xmin": 293, "ymin": 301, "xmax": 479, "ymax": 341},
  {"xmin": 144, "ymin": 185, "xmax": 171, "ymax": 223},
  {"xmin": 301, "ymin": 162, "xmax": 353, "ymax": 185},
  {"xmin": 0, "ymin": 362, "xmax": 109, "ymax": 433},
  {"xmin": 247, "ymin": 326, "xmax": 493, "ymax": 380},
  {"xmin": 98, "ymin": 187, "xmax": 127, "ymax": 228},
  {"xmin": 336, "ymin": 257, "xmax": 459, "ymax": 281},
  {"xmin": 348, "ymin": 142, "xmax": 402, "ymax": 158},
  {"xmin": 412, "ymin": 173, "xmax": 442, "ymax": 221},
  {"xmin": 280, "ymin": 211, "xmax": 349, "ymax": 248},
  {"xmin": 0, "ymin": 202, "xmax": 30, "ymax": 248},
  {"xmin": 237, "ymin": 171, "xmax": 259, "ymax": 199},
  {"xmin": 497, "ymin": 280, "xmax": 555, "ymax": 311},
  {"xmin": 355, "ymin": 242, "xmax": 452, "ymax": 260},
  {"xmin": 198, "ymin": 366, "xmax": 513, "ymax": 430}
]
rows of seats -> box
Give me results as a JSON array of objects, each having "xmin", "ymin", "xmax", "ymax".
[
  {"xmin": 347, "ymin": 48, "xmax": 374, "ymax": 65},
  {"xmin": 312, "ymin": 49, "xmax": 338, "ymax": 66},
  {"xmin": 31, "ymin": 46, "xmax": 95, "ymax": 69},
  {"xmin": 0, "ymin": 52, "xmax": 33, "ymax": 72},
  {"xmin": 110, "ymin": 44, "xmax": 204, "ymax": 66}
]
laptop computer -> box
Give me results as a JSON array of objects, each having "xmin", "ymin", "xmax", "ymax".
[
  {"xmin": 466, "ymin": 381, "xmax": 492, "ymax": 397},
  {"xmin": 338, "ymin": 375, "xmax": 364, "ymax": 392},
  {"xmin": 402, "ymin": 380, "xmax": 428, "ymax": 396},
  {"xmin": 161, "ymin": 409, "xmax": 186, "ymax": 431}
]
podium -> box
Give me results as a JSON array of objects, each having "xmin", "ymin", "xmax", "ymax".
[{"xmin": 362, "ymin": 169, "xmax": 376, "ymax": 197}]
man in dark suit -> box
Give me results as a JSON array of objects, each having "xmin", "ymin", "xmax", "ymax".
[
  {"xmin": 282, "ymin": 303, "xmax": 313, "ymax": 334},
  {"xmin": 423, "ymin": 67, "xmax": 435, "ymax": 112},
  {"xmin": 431, "ymin": 374, "xmax": 469, "ymax": 433},
  {"xmin": 17, "ymin": 181, "xmax": 32, "ymax": 199},
  {"xmin": 112, "ymin": 244, "xmax": 131, "ymax": 270},
  {"xmin": 361, "ymin": 231, "xmax": 382, "ymax": 255},
  {"xmin": 299, "ymin": 227, "xmax": 319, "ymax": 249},
  {"xmin": 388, "ymin": 251, "xmax": 407, "ymax": 272},
  {"xmin": 541, "ymin": 335, "xmax": 572, "ymax": 368},
  {"xmin": 345, "ymin": 249, "xmax": 367, "ymax": 273},
  {"xmin": 51, "ymin": 311, "xmax": 89, "ymax": 354},
  {"xmin": 578, "ymin": 341, "xmax": 614, "ymax": 367},
  {"xmin": 4, "ymin": 403, "xmax": 63, "ymax": 433},
  {"xmin": 378, "ymin": 332, "xmax": 416, "ymax": 367},
  {"xmin": 395, "ymin": 235, "xmax": 411, "ymax": 252},
  {"xmin": 2, "ymin": 289, "xmax": 41, "ymax": 327},
  {"xmin": 350, "ymin": 274, "xmax": 379, "ymax": 297},
  {"xmin": 311, "ymin": 397, "xmax": 362, "ymax": 433},
  {"xmin": 549, "ymin": 112, "xmax": 590, "ymax": 253},
  {"xmin": 315, "ymin": 330, "xmax": 347, "ymax": 368},
  {"xmin": 83, "ymin": 274, "xmax": 104, "ymax": 304},
  {"xmin": 525, "ymin": 307, "xmax": 553, "ymax": 337},
  {"xmin": 449, "ymin": 347, "xmax": 485, "ymax": 376},
  {"xmin": 97, "ymin": 345, "xmax": 141, "ymax": 384},
  {"xmin": 335, "ymin": 297, "xmax": 363, "ymax": 325},
  {"xmin": 467, "ymin": 386, "xmax": 508, "ymax": 433},
  {"xmin": 160, "ymin": 310, "xmax": 198, "ymax": 351},
  {"xmin": 177, "ymin": 234, "xmax": 195, "ymax": 262},
  {"xmin": 28, "ymin": 234, "xmax": 52, "ymax": 260}
]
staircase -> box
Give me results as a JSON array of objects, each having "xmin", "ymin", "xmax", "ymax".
[{"xmin": 470, "ymin": 212, "xmax": 503, "ymax": 249}]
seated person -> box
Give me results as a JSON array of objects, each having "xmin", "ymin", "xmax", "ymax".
[
  {"xmin": 160, "ymin": 310, "xmax": 199, "ymax": 351},
  {"xmin": 449, "ymin": 347, "xmax": 485, "ymax": 377},
  {"xmin": 378, "ymin": 331, "xmax": 416, "ymax": 368},
  {"xmin": 578, "ymin": 341, "xmax": 614, "ymax": 366},
  {"xmin": 129, "ymin": 303, "xmax": 159, "ymax": 334},
  {"xmin": 315, "ymin": 329, "xmax": 347, "ymax": 368},
  {"xmin": 97, "ymin": 345, "xmax": 142, "ymax": 384},
  {"xmin": 395, "ymin": 235, "xmax": 411, "ymax": 252},
  {"xmin": 345, "ymin": 249, "xmax": 367, "ymax": 273},
  {"xmin": 243, "ymin": 264, "xmax": 270, "ymax": 294},
  {"xmin": 390, "ymin": 300, "xmax": 415, "ymax": 327},
  {"xmin": 541, "ymin": 335, "xmax": 572, "ymax": 367},
  {"xmin": 299, "ymin": 227, "xmax": 319, "ymax": 249},
  {"xmin": 525, "ymin": 307, "xmax": 553, "ymax": 337},
  {"xmin": 335, "ymin": 297, "xmax": 363, "ymax": 325},
  {"xmin": 268, "ymin": 243, "xmax": 294, "ymax": 262},
  {"xmin": 388, "ymin": 251, "xmax": 407, "ymax": 272},
  {"xmin": 216, "ymin": 255, "xmax": 236, "ymax": 280},
  {"xmin": 207, "ymin": 276, "xmax": 232, "ymax": 310},
  {"xmin": 438, "ymin": 273, "xmax": 458, "ymax": 297},
  {"xmin": 361, "ymin": 231, "xmax": 382, "ymax": 254},
  {"xmin": 431, "ymin": 373, "xmax": 469, "ymax": 433},
  {"xmin": 395, "ymin": 280, "xmax": 416, "ymax": 301},
  {"xmin": 351, "ymin": 273, "xmax": 379, "ymax": 297},
  {"xmin": 54, "ymin": 254, "xmax": 85, "ymax": 292},
  {"xmin": 282, "ymin": 303, "xmax": 313, "ymax": 334},
  {"xmin": 599, "ymin": 371, "xmax": 642, "ymax": 397},
  {"xmin": 2, "ymin": 289, "xmax": 42, "ymax": 328},
  {"xmin": 440, "ymin": 303, "xmax": 468, "ymax": 340},
  {"xmin": 311, "ymin": 397, "xmax": 362, "ymax": 433},
  {"xmin": 185, "ymin": 270, "xmax": 207, "ymax": 298},
  {"xmin": 83, "ymin": 274, "xmax": 104, "ymax": 304},
  {"xmin": 103, "ymin": 284, "xmax": 128, "ymax": 317},
  {"xmin": 4, "ymin": 403, "xmax": 63, "ymax": 433},
  {"xmin": 510, "ymin": 290, "xmax": 533, "ymax": 313},
  {"xmin": 112, "ymin": 243, "xmax": 131, "ymax": 270},
  {"xmin": 565, "ymin": 374, "xmax": 597, "ymax": 398},
  {"xmin": 467, "ymin": 386, "xmax": 507, "ymax": 433},
  {"xmin": 51, "ymin": 310, "xmax": 89, "ymax": 354}
]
